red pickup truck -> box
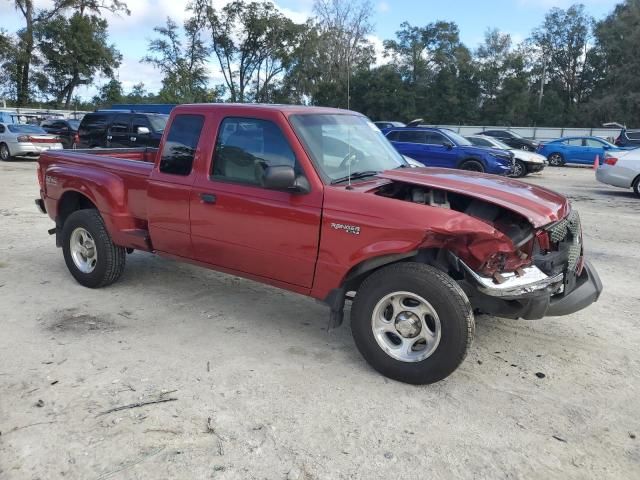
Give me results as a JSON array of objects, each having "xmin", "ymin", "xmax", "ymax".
[{"xmin": 36, "ymin": 104, "xmax": 602, "ymax": 384}]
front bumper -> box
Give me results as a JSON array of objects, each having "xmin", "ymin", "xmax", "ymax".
[
  {"xmin": 462, "ymin": 259, "xmax": 603, "ymax": 320},
  {"xmin": 526, "ymin": 162, "xmax": 545, "ymax": 173}
]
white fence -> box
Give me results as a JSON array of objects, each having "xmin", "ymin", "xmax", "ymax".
[
  {"xmin": 0, "ymin": 107, "xmax": 89, "ymax": 123},
  {"xmin": 424, "ymin": 125, "xmax": 622, "ymax": 142}
]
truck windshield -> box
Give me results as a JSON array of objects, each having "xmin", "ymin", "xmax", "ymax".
[{"xmin": 290, "ymin": 114, "xmax": 406, "ymax": 183}]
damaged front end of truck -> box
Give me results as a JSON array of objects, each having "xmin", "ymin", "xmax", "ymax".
[{"xmin": 374, "ymin": 171, "xmax": 603, "ymax": 321}]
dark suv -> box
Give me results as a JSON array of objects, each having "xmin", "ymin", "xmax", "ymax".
[
  {"xmin": 478, "ymin": 129, "xmax": 539, "ymax": 151},
  {"xmin": 77, "ymin": 111, "xmax": 168, "ymax": 149},
  {"xmin": 40, "ymin": 119, "xmax": 81, "ymax": 149}
]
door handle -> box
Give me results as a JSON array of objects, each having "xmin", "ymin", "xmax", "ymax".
[
  {"xmin": 106, "ymin": 135, "xmax": 112, "ymax": 141},
  {"xmin": 200, "ymin": 193, "xmax": 217, "ymax": 204},
  {"xmin": 130, "ymin": 137, "xmax": 137, "ymax": 142}
]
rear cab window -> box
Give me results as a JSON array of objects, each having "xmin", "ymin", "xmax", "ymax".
[{"xmin": 159, "ymin": 114, "xmax": 205, "ymax": 176}]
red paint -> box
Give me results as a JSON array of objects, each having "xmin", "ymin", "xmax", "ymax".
[{"xmin": 38, "ymin": 103, "xmax": 574, "ymax": 301}]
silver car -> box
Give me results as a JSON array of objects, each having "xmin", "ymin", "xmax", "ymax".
[
  {"xmin": 596, "ymin": 149, "xmax": 640, "ymax": 197},
  {"xmin": 0, "ymin": 123, "xmax": 63, "ymax": 161}
]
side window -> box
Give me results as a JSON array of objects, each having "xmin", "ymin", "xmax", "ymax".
[
  {"xmin": 212, "ymin": 117, "xmax": 297, "ymax": 186},
  {"xmin": 0, "ymin": 124, "xmax": 5, "ymax": 134},
  {"xmin": 627, "ymin": 131, "xmax": 640, "ymax": 140},
  {"xmin": 425, "ymin": 132, "xmax": 447, "ymax": 145},
  {"xmin": 132, "ymin": 115, "xmax": 151, "ymax": 133},
  {"xmin": 567, "ymin": 138, "xmax": 583, "ymax": 146},
  {"xmin": 398, "ymin": 131, "xmax": 426, "ymax": 143},
  {"xmin": 110, "ymin": 115, "xmax": 130, "ymax": 134},
  {"xmin": 159, "ymin": 114, "xmax": 205, "ymax": 176},
  {"xmin": 471, "ymin": 137, "xmax": 491, "ymax": 147},
  {"xmin": 386, "ymin": 130, "xmax": 400, "ymax": 141},
  {"xmin": 585, "ymin": 138, "xmax": 603, "ymax": 147}
]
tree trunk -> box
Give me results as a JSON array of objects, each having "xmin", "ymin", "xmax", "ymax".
[{"xmin": 17, "ymin": 1, "xmax": 35, "ymax": 106}]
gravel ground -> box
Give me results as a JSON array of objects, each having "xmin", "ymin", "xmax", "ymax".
[{"xmin": 0, "ymin": 160, "xmax": 638, "ymax": 480}]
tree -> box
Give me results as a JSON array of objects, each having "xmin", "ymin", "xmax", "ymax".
[
  {"xmin": 475, "ymin": 29, "xmax": 534, "ymax": 124},
  {"xmin": 92, "ymin": 78, "xmax": 123, "ymax": 106},
  {"xmin": 384, "ymin": 21, "xmax": 461, "ymax": 85},
  {"xmin": 348, "ymin": 65, "xmax": 414, "ymax": 120},
  {"xmin": 193, "ymin": 0, "xmax": 302, "ymax": 103},
  {"xmin": 37, "ymin": 13, "xmax": 121, "ymax": 107},
  {"xmin": 143, "ymin": 13, "xmax": 210, "ymax": 103},
  {"xmin": 9, "ymin": 0, "xmax": 128, "ymax": 106},
  {"xmin": 0, "ymin": 30, "xmax": 18, "ymax": 99},
  {"xmin": 530, "ymin": 4, "xmax": 595, "ymax": 121},
  {"xmin": 586, "ymin": 0, "xmax": 640, "ymax": 125}
]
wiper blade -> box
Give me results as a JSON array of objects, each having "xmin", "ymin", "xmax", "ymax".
[{"xmin": 330, "ymin": 170, "xmax": 380, "ymax": 185}]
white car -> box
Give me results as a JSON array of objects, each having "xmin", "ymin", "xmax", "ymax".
[
  {"xmin": 0, "ymin": 123, "xmax": 63, "ymax": 161},
  {"xmin": 465, "ymin": 135, "xmax": 546, "ymax": 178},
  {"xmin": 596, "ymin": 149, "xmax": 640, "ymax": 197}
]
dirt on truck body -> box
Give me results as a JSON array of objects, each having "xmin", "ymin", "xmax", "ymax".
[{"xmin": 35, "ymin": 103, "xmax": 603, "ymax": 384}]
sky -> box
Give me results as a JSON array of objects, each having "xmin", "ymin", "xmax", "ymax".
[{"xmin": 0, "ymin": 0, "xmax": 623, "ymax": 100}]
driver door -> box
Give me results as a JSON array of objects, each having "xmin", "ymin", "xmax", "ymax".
[{"xmin": 190, "ymin": 114, "xmax": 323, "ymax": 288}]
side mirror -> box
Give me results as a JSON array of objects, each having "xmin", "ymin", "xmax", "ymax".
[
  {"xmin": 443, "ymin": 141, "xmax": 454, "ymax": 150},
  {"xmin": 262, "ymin": 165, "xmax": 309, "ymax": 193},
  {"xmin": 137, "ymin": 126, "xmax": 150, "ymax": 135}
]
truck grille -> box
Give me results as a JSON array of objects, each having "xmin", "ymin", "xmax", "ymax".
[{"xmin": 547, "ymin": 211, "xmax": 582, "ymax": 271}]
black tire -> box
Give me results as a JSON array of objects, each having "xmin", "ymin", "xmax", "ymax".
[
  {"xmin": 633, "ymin": 176, "xmax": 640, "ymax": 198},
  {"xmin": 459, "ymin": 160, "xmax": 485, "ymax": 173},
  {"xmin": 61, "ymin": 209, "xmax": 126, "ymax": 288},
  {"xmin": 512, "ymin": 159, "xmax": 527, "ymax": 178},
  {"xmin": 0, "ymin": 143, "xmax": 12, "ymax": 161},
  {"xmin": 351, "ymin": 263, "xmax": 474, "ymax": 385},
  {"xmin": 548, "ymin": 153, "xmax": 564, "ymax": 167}
]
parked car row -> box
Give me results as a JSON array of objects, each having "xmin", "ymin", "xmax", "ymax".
[
  {"xmin": 0, "ymin": 123, "xmax": 63, "ymax": 161},
  {"xmin": 382, "ymin": 126, "xmax": 515, "ymax": 176}
]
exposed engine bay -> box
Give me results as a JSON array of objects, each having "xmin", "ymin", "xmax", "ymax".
[{"xmin": 375, "ymin": 182, "xmax": 583, "ymax": 284}]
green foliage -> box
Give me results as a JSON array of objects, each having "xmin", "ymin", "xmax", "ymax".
[
  {"xmin": 143, "ymin": 14, "xmax": 211, "ymax": 104},
  {"xmin": 2, "ymin": 0, "xmax": 640, "ymax": 128},
  {"xmin": 586, "ymin": 0, "xmax": 640, "ymax": 125},
  {"xmin": 37, "ymin": 13, "xmax": 121, "ymax": 108}
]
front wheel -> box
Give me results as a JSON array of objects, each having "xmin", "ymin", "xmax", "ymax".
[
  {"xmin": 351, "ymin": 263, "xmax": 474, "ymax": 384},
  {"xmin": 459, "ymin": 160, "xmax": 485, "ymax": 173},
  {"xmin": 512, "ymin": 159, "xmax": 527, "ymax": 178},
  {"xmin": 62, "ymin": 209, "xmax": 126, "ymax": 288}
]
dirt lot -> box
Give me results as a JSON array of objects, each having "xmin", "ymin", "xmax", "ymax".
[{"xmin": 0, "ymin": 160, "xmax": 638, "ymax": 479}]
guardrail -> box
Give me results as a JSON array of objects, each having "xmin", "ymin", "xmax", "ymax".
[{"xmin": 424, "ymin": 125, "xmax": 622, "ymax": 142}]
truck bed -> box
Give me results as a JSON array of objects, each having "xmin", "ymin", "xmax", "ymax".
[{"xmin": 38, "ymin": 148, "xmax": 157, "ymax": 249}]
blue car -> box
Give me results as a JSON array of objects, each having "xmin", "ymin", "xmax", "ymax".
[
  {"xmin": 537, "ymin": 136, "xmax": 627, "ymax": 167},
  {"xmin": 382, "ymin": 127, "xmax": 513, "ymax": 175}
]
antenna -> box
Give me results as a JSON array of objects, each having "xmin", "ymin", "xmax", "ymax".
[{"xmin": 346, "ymin": 51, "xmax": 352, "ymax": 189}]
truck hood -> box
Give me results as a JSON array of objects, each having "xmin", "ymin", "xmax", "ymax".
[{"xmin": 379, "ymin": 168, "xmax": 569, "ymax": 228}]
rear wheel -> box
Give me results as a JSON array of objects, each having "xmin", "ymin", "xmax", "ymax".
[
  {"xmin": 62, "ymin": 209, "xmax": 126, "ymax": 288},
  {"xmin": 459, "ymin": 160, "xmax": 485, "ymax": 173},
  {"xmin": 351, "ymin": 263, "xmax": 474, "ymax": 384},
  {"xmin": 512, "ymin": 159, "xmax": 527, "ymax": 178},
  {"xmin": 548, "ymin": 153, "xmax": 564, "ymax": 166},
  {"xmin": 632, "ymin": 176, "xmax": 640, "ymax": 198},
  {"xmin": 0, "ymin": 143, "xmax": 11, "ymax": 161}
]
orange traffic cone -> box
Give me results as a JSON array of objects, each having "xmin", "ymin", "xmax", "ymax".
[{"xmin": 593, "ymin": 154, "xmax": 599, "ymax": 170}]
